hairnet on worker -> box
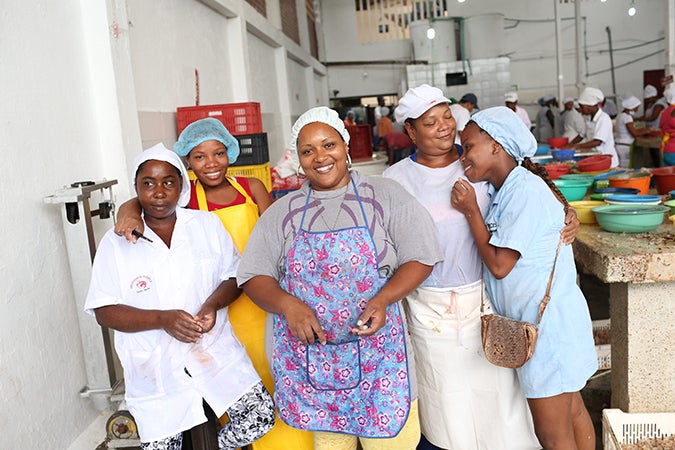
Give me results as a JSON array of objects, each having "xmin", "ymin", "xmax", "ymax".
[
  {"xmin": 174, "ymin": 118, "xmax": 240, "ymax": 164},
  {"xmin": 621, "ymin": 95, "xmax": 641, "ymax": 111},
  {"xmin": 470, "ymin": 106, "xmax": 537, "ymax": 165},
  {"xmin": 133, "ymin": 143, "xmax": 191, "ymax": 207},
  {"xmin": 289, "ymin": 106, "xmax": 351, "ymax": 165},
  {"xmin": 665, "ymin": 87, "xmax": 675, "ymax": 105}
]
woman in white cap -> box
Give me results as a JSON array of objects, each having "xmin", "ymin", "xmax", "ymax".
[
  {"xmin": 85, "ymin": 144, "xmax": 275, "ymax": 450},
  {"xmin": 638, "ymin": 84, "xmax": 667, "ymax": 129},
  {"xmin": 452, "ymin": 107, "xmax": 597, "ymax": 450},
  {"xmin": 237, "ymin": 106, "xmax": 443, "ymax": 450},
  {"xmin": 562, "ymin": 98, "xmax": 586, "ymax": 142},
  {"xmin": 114, "ymin": 118, "xmax": 312, "ymax": 450},
  {"xmin": 659, "ymin": 86, "xmax": 675, "ymax": 166},
  {"xmin": 505, "ymin": 91, "xmax": 532, "ymax": 131},
  {"xmin": 535, "ymin": 95, "xmax": 560, "ymax": 142},
  {"xmin": 568, "ymin": 87, "xmax": 619, "ymax": 167},
  {"xmin": 383, "ymin": 85, "xmax": 579, "ymax": 450},
  {"xmin": 615, "ymin": 95, "xmax": 652, "ymax": 168}
]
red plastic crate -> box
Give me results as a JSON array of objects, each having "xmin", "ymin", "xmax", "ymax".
[
  {"xmin": 176, "ymin": 102, "xmax": 262, "ymax": 136},
  {"xmin": 345, "ymin": 124, "xmax": 373, "ymax": 161}
]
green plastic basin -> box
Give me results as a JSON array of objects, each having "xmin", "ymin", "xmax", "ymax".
[
  {"xmin": 553, "ymin": 179, "xmax": 592, "ymax": 202},
  {"xmin": 590, "ymin": 205, "xmax": 669, "ymax": 233}
]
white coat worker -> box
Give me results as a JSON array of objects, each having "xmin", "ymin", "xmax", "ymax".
[
  {"xmin": 505, "ymin": 91, "xmax": 532, "ymax": 131},
  {"xmin": 561, "ymin": 97, "xmax": 586, "ymax": 142},
  {"xmin": 566, "ymin": 87, "xmax": 619, "ymax": 167},
  {"xmin": 449, "ymin": 93, "xmax": 478, "ymax": 145},
  {"xmin": 637, "ymin": 84, "xmax": 668, "ymax": 129}
]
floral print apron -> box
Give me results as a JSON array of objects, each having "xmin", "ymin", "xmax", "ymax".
[{"xmin": 275, "ymin": 179, "xmax": 411, "ymax": 438}]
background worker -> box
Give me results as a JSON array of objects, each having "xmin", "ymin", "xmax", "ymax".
[{"xmin": 505, "ymin": 91, "xmax": 532, "ymax": 131}]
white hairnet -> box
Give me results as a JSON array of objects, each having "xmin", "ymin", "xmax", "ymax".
[
  {"xmin": 289, "ymin": 107, "xmax": 350, "ymax": 164},
  {"xmin": 133, "ymin": 143, "xmax": 191, "ymax": 208},
  {"xmin": 578, "ymin": 87, "xmax": 604, "ymax": 106},
  {"xmin": 471, "ymin": 106, "xmax": 537, "ymax": 164},
  {"xmin": 621, "ymin": 95, "xmax": 641, "ymax": 111},
  {"xmin": 380, "ymin": 106, "xmax": 390, "ymax": 117},
  {"xmin": 174, "ymin": 118, "xmax": 240, "ymax": 164},
  {"xmin": 505, "ymin": 91, "xmax": 518, "ymax": 103},
  {"xmin": 562, "ymin": 97, "xmax": 575, "ymax": 105},
  {"xmin": 664, "ymin": 87, "xmax": 675, "ymax": 105},
  {"xmin": 643, "ymin": 84, "xmax": 657, "ymax": 98}
]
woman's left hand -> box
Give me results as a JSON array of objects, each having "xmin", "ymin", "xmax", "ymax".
[
  {"xmin": 195, "ymin": 303, "xmax": 217, "ymax": 333},
  {"xmin": 561, "ymin": 208, "xmax": 580, "ymax": 244},
  {"xmin": 351, "ymin": 296, "xmax": 389, "ymax": 336}
]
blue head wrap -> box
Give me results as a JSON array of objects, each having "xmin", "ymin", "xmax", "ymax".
[
  {"xmin": 173, "ymin": 118, "xmax": 240, "ymax": 164},
  {"xmin": 471, "ymin": 106, "xmax": 537, "ymax": 164}
]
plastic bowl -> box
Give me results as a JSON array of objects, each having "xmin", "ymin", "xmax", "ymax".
[
  {"xmin": 592, "ymin": 187, "xmax": 640, "ymax": 195},
  {"xmin": 569, "ymin": 200, "xmax": 605, "ymax": 224},
  {"xmin": 560, "ymin": 174, "xmax": 595, "ymax": 184},
  {"xmin": 552, "ymin": 149, "xmax": 576, "ymax": 161},
  {"xmin": 665, "ymin": 199, "xmax": 675, "ymax": 215},
  {"xmin": 591, "ymin": 205, "xmax": 669, "ymax": 233},
  {"xmin": 608, "ymin": 172, "xmax": 652, "ymax": 195},
  {"xmin": 545, "ymin": 164, "xmax": 571, "ymax": 180},
  {"xmin": 604, "ymin": 194, "xmax": 662, "ymax": 205},
  {"xmin": 577, "ymin": 155, "xmax": 613, "ymax": 172},
  {"xmin": 553, "ymin": 179, "xmax": 591, "ymax": 202},
  {"xmin": 547, "ymin": 137, "xmax": 569, "ymax": 149},
  {"xmin": 650, "ymin": 166, "xmax": 675, "ymax": 195},
  {"xmin": 536, "ymin": 144, "xmax": 550, "ymax": 156}
]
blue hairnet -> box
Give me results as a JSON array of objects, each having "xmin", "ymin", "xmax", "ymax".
[
  {"xmin": 471, "ymin": 106, "xmax": 537, "ymax": 164},
  {"xmin": 174, "ymin": 118, "xmax": 240, "ymax": 164}
]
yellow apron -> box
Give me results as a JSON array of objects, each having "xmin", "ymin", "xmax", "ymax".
[{"xmin": 195, "ymin": 177, "xmax": 313, "ymax": 450}]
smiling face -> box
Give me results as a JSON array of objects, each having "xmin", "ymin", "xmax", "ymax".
[
  {"xmin": 296, "ymin": 122, "xmax": 351, "ymax": 191},
  {"xmin": 459, "ymin": 122, "xmax": 501, "ymax": 185},
  {"xmin": 404, "ymin": 103, "xmax": 456, "ymax": 159},
  {"xmin": 185, "ymin": 139, "xmax": 229, "ymax": 188},
  {"xmin": 135, "ymin": 160, "xmax": 182, "ymax": 222}
]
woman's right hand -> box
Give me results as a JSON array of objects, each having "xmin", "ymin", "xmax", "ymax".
[
  {"xmin": 451, "ymin": 178, "xmax": 480, "ymax": 217},
  {"xmin": 160, "ymin": 309, "xmax": 204, "ymax": 343},
  {"xmin": 114, "ymin": 198, "xmax": 144, "ymax": 243},
  {"xmin": 280, "ymin": 297, "xmax": 326, "ymax": 345}
]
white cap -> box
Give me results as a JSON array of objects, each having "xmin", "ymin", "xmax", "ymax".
[
  {"xmin": 578, "ymin": 87, "xmax": 604, "ymax": 106},
  {"xmin": 505, "ymin": 91, "xmax": 518, "ymax": 103},
  {"xmin": 542, "ymin": 95, "xmax": 556, "ymax": 103},
  {"xmin": 132, "ymin": 143, "xmax": 191, "ymax": 208},
  {"xmin": 665, "ymin": 87, "xmax": 675, "ymax": 105},
  {"xmin": 643, "ymin": 84, "xmax": 657, "ymax": 98},
  {"xmin": 621, "ymin": 95, "xmax": 641, "ymax": 110},
  {"xmin": 395, "ymin": 84, "xmax": 451, "ymax": 123},
  {"xmin": 562, "ymin": 97, "xmax": 575, "ymax": 105}
]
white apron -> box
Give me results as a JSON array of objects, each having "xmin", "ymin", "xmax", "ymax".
[{"xmin": 404, "ymin": 282, "xmax": 540, "ymax": 450}]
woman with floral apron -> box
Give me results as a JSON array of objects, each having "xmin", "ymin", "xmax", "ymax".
[{"xmin": 237, "ymin": 107, "xmax": 443, "ymax": 450}]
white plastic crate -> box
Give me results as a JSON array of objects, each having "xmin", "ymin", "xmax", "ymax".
[
  {"xmin": 593, "ymin": 319, "xmax": 611, "ymax": 370},
  {"xmin": 603, "ymin": 408, "xmax": 675, "ymax": 450}
]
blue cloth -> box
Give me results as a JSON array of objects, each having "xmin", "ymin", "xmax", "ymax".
[
  {"xmin": 472, "ymin": 107, "xmax": 537, "ymax": 164},
  {"xmin": 483, "ymin": 166, "xmax": 597, "ymax": 398},
  {"xmin": 174, "ymin": 118, "xmax": 240, "ymax": 164}
]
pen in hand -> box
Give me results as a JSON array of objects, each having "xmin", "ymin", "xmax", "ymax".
[{"xmin": 132, "ymin": 229, "xmax": 153, "ymax": 243}]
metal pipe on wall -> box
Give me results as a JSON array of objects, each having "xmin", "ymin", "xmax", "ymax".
[
  {"xmin": 554, "ymin": 0, "xmax": 564, "ymax": 104},
  {"xmin": 606, "ymin": 26, "xmax": 617, "ymax": 98},
  {"xmin": 575, "ymin": 0, "xmax": 584, "ymax": 94}
]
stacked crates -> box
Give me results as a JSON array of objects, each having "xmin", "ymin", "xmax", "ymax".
[
  {"xmin": 345, "ymin": 124, "xmax": 373, "ymax": 161},
  {"xmin": 176, "ymin": 102, "xmax": 271, "ymax": 191}
]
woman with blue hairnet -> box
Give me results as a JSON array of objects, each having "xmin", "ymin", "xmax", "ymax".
[
  {"xmin": 384, "ymin": 85, "xmax": 578, "ymax": 450},
  {"xmin": 86, "ymin": 143, "xmax": 275, "ymax": 450},
  {"xmin": 452, "ymin": 107, "xmax": 597, "ymax": 450},
  {"xmin": 115, "ymin": 119, "xmax": 314, "ymax": 450},
  {"xmin": 237, "ymin": 106, "xmax": 443, "ymax": 450}
]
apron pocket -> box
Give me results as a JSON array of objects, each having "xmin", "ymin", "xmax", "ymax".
[{"xmin": 306, "ymin": 340, "xmax": 361, "ymax": 391}]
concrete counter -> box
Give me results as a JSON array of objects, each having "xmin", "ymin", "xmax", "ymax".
[{"xmin": 573, "ymin": 221, "xmax": 675, "ymax": 413}]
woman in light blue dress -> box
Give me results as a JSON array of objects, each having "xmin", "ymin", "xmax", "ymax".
[{"xmin": 451, "ymin": 107, "xmax": 597, "ymax": 450}]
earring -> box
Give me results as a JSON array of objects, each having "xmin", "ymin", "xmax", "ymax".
[{"xmin": 346, "ymin": 152, "xmax": 353, "ymax": 169}]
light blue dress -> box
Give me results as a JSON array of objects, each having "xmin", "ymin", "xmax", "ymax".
[{"xmin": 483, "ymin": 166, "xmax": 598, "ymax": 398}]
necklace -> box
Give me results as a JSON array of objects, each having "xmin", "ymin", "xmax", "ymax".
[{"xmin": 316, "ymin": 188, "xmax": 348, "ymax": 231}]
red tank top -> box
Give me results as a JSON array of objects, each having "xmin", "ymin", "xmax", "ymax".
[{"xmin": 188, "ymin": 177, "xmax": 253, "ymax": 211}]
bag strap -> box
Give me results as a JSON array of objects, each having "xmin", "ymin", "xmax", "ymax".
[
  {"xmin": 535, "ymin": 235, "xmax": 564, "ymax": 326},
  {"xmin": 480, "ymin": 235, "xmax": 565, "ymax": 326}
]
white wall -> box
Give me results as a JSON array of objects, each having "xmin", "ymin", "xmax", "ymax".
[
  {"xmin": 320, "ymin": 0, "xmax": 669, "ymax": 109},
  {"xmin": 0, "ymin": 1, "xmax": 124, "ymax": 448}
]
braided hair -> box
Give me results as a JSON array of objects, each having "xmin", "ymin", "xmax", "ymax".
[{"xmin": 521, "ymin": 157, "xmax": 571, "ymax": 214}]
